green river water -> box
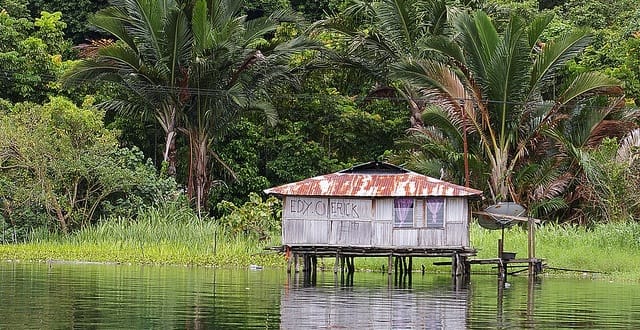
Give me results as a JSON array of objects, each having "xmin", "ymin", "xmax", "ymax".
[{"xmin": 1, "ymin": 262, "xmax": 638, "ymax": 329}]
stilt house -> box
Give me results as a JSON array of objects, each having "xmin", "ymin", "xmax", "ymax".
[{"xmin": 264, "ymin": 162, "xmax": 483, "ymax": 257}]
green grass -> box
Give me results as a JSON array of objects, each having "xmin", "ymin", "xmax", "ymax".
[
  {"xmin": 2, "ymin": 208, "xmax": 640, "ymax": 281},
  {"xmin": 341, "ymin": 222, "xmax": 640, "ymax": 281},
  {"xmin": 0, "ymin": 204, "xmax": 283, "ymax": 267}
]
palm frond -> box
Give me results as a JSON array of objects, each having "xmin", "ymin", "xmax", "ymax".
[
  {"xmin": 248, "ymin": 101, "xmax": 278, "ymax": 127},
  {"xmin": 89, "ymin": 6, "xmax": 136, "ymax": 50},
  {"xmin": 486, "ymin": 14, "xmax": 530, "ymax": 140},
  {"xmin": 529, "ymin": 197, "xmax": 567, "ymax": 219},
  {"xmin": 526, "ymin": 12, "xmax": 553, "ymax": 48},
  {"xmin": 165, "ymin": 8, "xmax": 193, "ymax": 85},
  {"xmin": 419, "ymin": 35, "xmax": 465, "ymax": 64},
  {"xmin": 421, "ymin": 105, "xmax": 463, "ymax": 146},
  {"xmin": 125, "ymin": 0, "xmax": 168, "ymax": 62},
  {"xmin": 617, "ymin": 128, "xmax": 640, "ymax": 163},
  {"xmin": 377, "ymin": 0, "xmax": 419, "ymax": 55},
  {"xmin": 557, "ymin": 72, "xmax": 623, "ymax": 105},
  {"xmin": 62, "ymin": 44, "xmax": 143, "ymax": 87},
  {"xmin": 530, "ymin": 29, "xmax": 592, "ymax": 94},
  {"xmin": 192, "ymin": 0, "xmax": 213, "ymax": 52},
  {"xmin": 454, "ymin": 11, "xmax": 499, "ymax": 83},
  {"xmin": 417, "ymin": 0, "xmax": 449, "ymax": 35}
]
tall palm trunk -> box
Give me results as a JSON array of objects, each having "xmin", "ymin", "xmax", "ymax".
[
  {"xmin": 488, "ymin": 148, "xmax": 511, "ymax": 202},
  {"xmin": 158, "ymin": 105, "xmax": 179, "ymax": 176},
  {"xmin": 186, "ymin": 128, "xmax": 211, "ymax": 217}
]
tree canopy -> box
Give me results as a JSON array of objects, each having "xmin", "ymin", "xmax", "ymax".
[{"xmin": 1, "ymin": 0, "xmax": 639, "ymax": 231}]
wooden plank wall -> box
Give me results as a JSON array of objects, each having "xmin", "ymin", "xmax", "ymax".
[
  {"xmin": 444, "ymin": 198, "xmax": 469, "ymax": 246},
  {"xmin": 329, "ymin": 220, "xmax": 372, "ymax": 246}
]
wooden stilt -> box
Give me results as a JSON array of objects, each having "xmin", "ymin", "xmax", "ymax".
[
  {"xmin": 349, "ymin": 257, "xmax": 355, "ymax": 273},
  {"xmin": 311, "ymin": 255, "xmax": 317, "ymax": 284},
  {"xmin": 451, "ymin": 253, "xmax": 458, "ymax": 277},
  {"xmin": 408, "ymin": 257, "xmax": 413, "ymax": 286},
  {"xmin": 528, "ymin": 215, "xmax": 537, "ymax": 275},
  {"xmin": 498, "ymin": 238, "xmax": 507, "ymax": 282},
  {"xmin": 394, "ymin": 256, "xmax": 399, "ymax": 285}
]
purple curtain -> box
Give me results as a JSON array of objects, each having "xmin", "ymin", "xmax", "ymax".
[
  {"xmin": 394, "ymin": 198, "xmax": 413, "ymax": 225},
  {"xmin": 427, "ymin": 197, "xmax": 444, "ymax": 224}
]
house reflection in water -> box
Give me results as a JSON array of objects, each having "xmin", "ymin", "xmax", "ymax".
[{"xmin": 280, "ymin": 285, "xmax": 468, "ymax": 329}]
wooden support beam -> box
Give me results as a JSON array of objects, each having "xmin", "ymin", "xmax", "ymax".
[{"xmin": 528, "ymin": 215, "xmax": 537, "ymax": 275}]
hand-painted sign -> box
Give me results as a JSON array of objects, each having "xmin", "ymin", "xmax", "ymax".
[{"xmin": 284, "ymin": 197, "xmax": 372, "ymax": 220}]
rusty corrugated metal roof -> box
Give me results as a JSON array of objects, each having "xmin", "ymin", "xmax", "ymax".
[{"xmin": 264, "ymin": 162, "xmax": 483, "ymax": 198}]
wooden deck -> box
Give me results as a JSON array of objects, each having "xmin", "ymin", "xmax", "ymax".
[{"xmin": 271, "ymin": 244, "xmax": 477, "ymax": 257}]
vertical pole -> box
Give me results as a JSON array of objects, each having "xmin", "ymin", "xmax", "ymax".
[
  {"xmin": 451, "ymin": 253, "xmax": 456, "ymax": 277},
  {"xmin": 408, "ymin": 257, "xmax": 413, "ymax": 286},
  {"xmin": 334, "ymin": 252, "xmax": 340, "ymax": 274},
  {"xmin": 528, "ymin": 216, "xmax": 536, "ymax": 275},
  {"xmin": 394, "ymin": 256, "xmax": 399, "ymax": 285},
  {"xmin": 461, "ymin": 255, "xmax": 469, "ymax": 277},
  {"xmin": 340, "ymin": 256, "xmax": 345, "ymax": 286},
  {"xmin": 312, "ymin": 255, "xmax": 317, "ymax": 285},
  {"xmin": 302, "ymin": 254, "xmax": 307, "ymax": 274},
  {"xmin": 388, "ymin": 255, "xmax": 393, "ymax": 287},
  {"xmin": 498, "ymin": 237, "xmax": 506, "ymax": 283},
  {"xmin": 462, "ymin": 105, "xmax": 470, "ymax": 187}
]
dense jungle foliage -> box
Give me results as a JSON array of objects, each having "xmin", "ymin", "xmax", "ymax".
[{"xmin": 0, "ymin": 0, "xmax": 639, "ymax": 241}]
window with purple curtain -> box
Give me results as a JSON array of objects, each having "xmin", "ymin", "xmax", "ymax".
[
  {"xmin": 393, "ymin": 198, "xmax": 414, "ymax": 228},
  {"xmin": 426, "ymin": 197, "xmax": 444, "ymax": 229}
]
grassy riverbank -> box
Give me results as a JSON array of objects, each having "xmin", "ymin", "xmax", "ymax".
[
  {"xmin": 2, "ymin": 206, "xmax": 640, "ymax": 280},
  {"xmin": 353, "ymin": 222, "xmax": 640, "ymax": 281},
  {"xmin": 0, "ymin": 205, "xmax": 283, "ymax": 268}
]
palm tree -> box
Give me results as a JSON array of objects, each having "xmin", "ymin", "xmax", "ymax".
[
  {"xmin": 63, "ymin": 0, "xmax": 191, "ymax": 177},
  {"xmin": 65, "ymin": 0, "xmax": 314, "ymax": 214},
  {"xmin": 391, "ymin": 11, "xmax": 628, "ymax": 207},
  {"xmin": 319, "ymin": 0, "xmax": 454, "ymax": 128},
  {"xmin": 183, "ymin": 0, "xmax": 315, "ymax": 214}
]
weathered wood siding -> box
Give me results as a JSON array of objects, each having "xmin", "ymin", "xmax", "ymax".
[
  {"xmin": 374, "ymin": 199, "xmax": 393, "ymax": 220},
  {"xmin": 372, "ymin": 222, "xmax": 392, "ymax": 246},
  {"xmin": 444, "ymin": 197, "xmax": 469, "ymax": 246},
  {"xmin": 329, "ymin": 220, "xmax": 372, "ymax": 246},
  {"xmin": 419, "ymin": 229, "xmax": 445, "ymax": 246},
  {"xmin": 393, "ymin": 229, "xmax": 419, "ymax": 246},
  {"xmin": 281, "ymin": 196, "xmax": 470, "ymax": 248}
]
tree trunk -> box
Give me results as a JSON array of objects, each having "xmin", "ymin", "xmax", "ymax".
[
  {"xmin": 163, "ymin": 128, "xmax": 178, "ymax": 177},
  {"xmin": 408, "ymin": 97, "xmax": 424, "ymax": 129},
  {"xmin": 489, "ymin": 148, "xmax": 511, "ymax": 202},
  {"xmin": 160, "ymin": 106, "xmax": 178, "ymax": 177},
  {"xmin": 187, "ymin": 129, "xmax": 211, "ymax": 217}
]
